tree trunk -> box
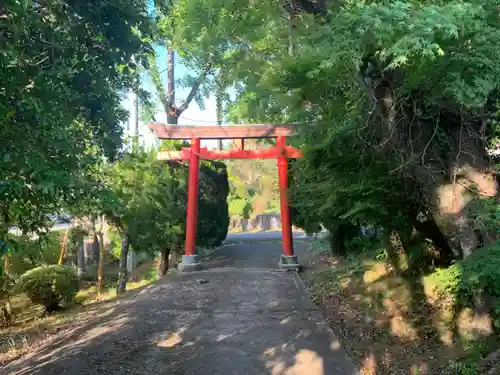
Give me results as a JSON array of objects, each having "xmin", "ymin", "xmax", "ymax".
[
  {"xmin": 327, "ymin": 220, "xmax": 359, "ymax": 255},
  {"xmin": 157, "ymin": 248, "xmax": 170, "ymax": 279},
  {"xmin": 360, "ymin": 65, "xmax": 498, "ymax": 259},
  {"xmin": 1, "ymin": 300, "xmax": 12, "ymax": 325},
  {"xmin": 412, "ymin": 126, "xmax": 498, "ymax": 258},
  {"xmin": 166, "ymin": 46, "xmax": 178, "ymax": 125},
  {"xmin": 116, "ymin": 231, "xmax": 129, "ymax": 295},
  {"xmin": 97, "ymin": 215, "xmax": 105, "ymax": 297},
  {"xmin": 3, "ymin": 253, "xmax": 9, "ymax": 276},
  {"xmin": 167, "ymin": 115, "xmax": 179, "ymax": 125},
  {"xmin": 76, "ymin": 243, "xmax": 85, "ymax": 276},
  {"xmin": 0, "ymin": 223, "xmax": 8, "ymax": 276}
]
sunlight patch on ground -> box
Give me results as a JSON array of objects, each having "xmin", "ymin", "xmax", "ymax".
[
  {"xmin": 263, "ymin": 347, "xmax": 325, "ymax": 375},
  {"xmin": 302, "ymin": 243, "xmax": 500, "ymax": 375},
  {"xmin": 288, "ymin": 349, "xmax": 324, "ymax": 375},
  {"xmin": 81, "ymin": 315, "xmax": 130, "ymax": 342},
  {"xmin": 156, "ymin": 327, "xmax": 187, "ymax": 348},
  {"xmin": 330, "ymin": 340, "xmax": 341, "ymax": 351}
]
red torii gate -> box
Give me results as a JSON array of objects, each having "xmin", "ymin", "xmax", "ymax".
[{"xmin": 148, "ymin": 123, "xmax": 302, "ymax": 271}]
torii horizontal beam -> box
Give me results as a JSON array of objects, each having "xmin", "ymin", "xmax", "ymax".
[
  {"xmin": 157, "ymin": 146, "xmax": 302, "ymax": 160},
  {"xmin": 148, "ymin": 123, "xmax": 297, "ymax": 139}
]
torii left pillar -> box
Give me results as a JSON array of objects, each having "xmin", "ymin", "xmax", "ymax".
[{"xmin": 178, "ymin": 137, "xmax": 202, "ymax": 271}]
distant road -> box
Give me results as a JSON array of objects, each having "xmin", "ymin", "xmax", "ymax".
[
  {"xmin": 225, "ymin": 231, "xmax": 310, "ymax": 243},
  {"xmin": 8, "ymin": 222, "xmax": 70, "ymax": 236},
  {"xmin": 8, "ymin": 225, "xmax": 323, "ymax": 243}
]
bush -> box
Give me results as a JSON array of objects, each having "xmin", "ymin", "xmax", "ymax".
[
  {"xmin": 197, "ymin": 161, "xmax": 230, "ymax": 247},
  {"xmin": 346, "ymin": 234, "xmax": 378, "ymax": 254},
  {"xmin": 107, "ymin": 228, "xmax": 122, "ymax": 260},
  {"xmin": 16, "ymin": 265, "xmax": 79, "ymax": 311},
  {"xmin": 9, "ymin": 232, "xmax": 61, "ymax": 275},
  {"xmin": 428, "ymin": 241, "xmax": 500, "ymax": 327},
  {"xmin": 229, "ymin": 198, "xmax": 252, "ymax": 219},
  {"xmin": 310, "ymin": 237, "xmax": 331, "ymax": 256}
]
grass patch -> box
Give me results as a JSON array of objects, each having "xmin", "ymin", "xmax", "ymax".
[{"xmin": 76, "ymin": 260, "xmax": 157, "ymax": 305}]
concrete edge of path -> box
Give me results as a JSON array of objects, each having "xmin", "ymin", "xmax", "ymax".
[{"xmin": 292, "ymin": 270, "xmax": 362, "ymax": 375}]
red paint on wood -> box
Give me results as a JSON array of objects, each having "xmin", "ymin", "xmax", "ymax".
[
  {"xmin": 277, "ymin": 136, "xmax": 294, "ymax": 257},
  {"xmin": 184, "ymin": 138, "xmax": 200, "ymax": 256},
  {"xmin": 157, "ymin": 146, "xmax": 302, "ymax": 161}
]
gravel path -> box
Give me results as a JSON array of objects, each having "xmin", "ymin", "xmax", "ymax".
[{"xmin": 2, "ymin": 239, "xmax": 357, "ymax": 375}]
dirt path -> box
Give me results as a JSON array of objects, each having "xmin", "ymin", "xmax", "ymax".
[{"xmin": 1, "ymin": 241, "xmax": 357, "ymax": 375}]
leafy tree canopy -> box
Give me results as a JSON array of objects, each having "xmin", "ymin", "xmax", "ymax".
[
  {"xmin": 168, "ymin": 0, "xmax": 500, "ymax": 256},
  {"xmin": 0, "ymin": 0, "xmax": 152, "ymax": 234},
  {"xmin": 104, "ymin": 150, "xmax": 188, "ymax": 254}
]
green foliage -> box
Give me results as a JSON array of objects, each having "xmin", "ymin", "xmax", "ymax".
[
  {"xmin": 103, "ymin": 150, "xmax": 229, "ymax": 256},
  {"xmin": 226, "ymin": 153, "xmax": 279, "ymax": 220},
  {"xmin": 104, "ymin": 150, "xmax": 187, "ymax": 255},
  {"xmin": 472, "ymin": 197, "xmax": 500, "ymax": 235},
  {"xmin": 0, "ymin": 0, "xmax": 151, "ymax": 237},
  {"xmin": 0, "ymin": 274, "xmax": 14, "ymax": 302},
  {"xmin": 428, "ymin": 264, "xmax": 464, "ymax": 298},
  {"xmin": 229, "ymin": 198, "xmax": 253, "ymax": 219},
  {"xmin": 167, "ymin": 0, "xmax": 500, "ymax": 263},
  {"xmin": 429, "ymin": 242, "xmax": 500, "ymax": 327},
  {"xmin": 442, "ymin": 360, "xmax": 479, "ymax": 375},
  {"xmin": 197, "ymin": 161, "xmax": 230, "ymax": 247},
  {"xmin": 158, "ymin": 140, "xmax": 189, "ymax": 152},
  {"xmin": 107, "ymin": 229, "xmax": 123, "ymax": 261},
  {"xmin": 16, "ymin": 265, "xmax": 79, "ymax": 309},
  {"xmin": 346, "ymin": 235, "xmax": 379, "ymax": 255},
  {"xmin": 289, "ymin": 122, "xmax": 417, "ymax": 235},
  {"xmin": 8, "ymin": 232, "xmax": 61, "ymax": 275},
  {"xmin": 441, "ymin": 340, "xmax": 489, "ymax": 375},
  {"xmin": 309, "ymin": 237, "xmax": 330, "ymax": 257}
]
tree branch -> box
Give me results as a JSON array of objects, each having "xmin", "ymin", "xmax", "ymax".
[
  {"xmin": 177, "ymin": 64, "xmax": 212, "ymax": 114},
  {"xmin": 148, "ymin": 53, "xmax": 169, "ymax": 115},
  {"xmin": 167, "ymin": 46, "xmax": 175, "ymax": 108}
]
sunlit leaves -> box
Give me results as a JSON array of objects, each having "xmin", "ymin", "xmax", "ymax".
[
  {"xmin": 104, "ymin": 151, "xmax": 188, "ymax": 254},
  {"xmin": 0, "ymin": 0, "xmax": 151, "ymax": 234}
]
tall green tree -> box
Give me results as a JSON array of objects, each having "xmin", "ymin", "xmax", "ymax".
[
  {"xmin": 0, "ymin": 0, "xmax": 152, "ymax": 274},
  {"xmin": 143, "ymin": 0, "xmax": 237, "ymax": 125},
  {"xmin": 0, "ymin": 0, "xmax": 151, "ymax": 233},
  {"xmin": 166, "ymin": 0, "xmax": 500, "ymax": 258},
  {"xmin": 103, "ymin": 150, "xmax": 187, "ymax": 290},
  {"xmin": 103, "ymin": 149, "xmax": 229, "ymax": 287}
]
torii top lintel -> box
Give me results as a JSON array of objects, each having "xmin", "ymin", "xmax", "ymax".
[{"xmin": 148, "ymin": 123, "xmax": 297, "ymax": 140}]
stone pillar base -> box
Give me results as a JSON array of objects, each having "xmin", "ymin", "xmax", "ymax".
[
  {"xmin": 279, "ymin": 255, "xmax": 301, "ymax": 272},
  {"xmin": 126, "ymin": 251, "xmax": 137, "ymax": 273},
  {"xmin": 178, "ymin": 255, "xmax": 201, "ymax": 272}
]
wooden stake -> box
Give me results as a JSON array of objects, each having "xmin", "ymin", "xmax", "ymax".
[
  {"xmin": 97, "ymin": 215, "xmax": 105, "ymax": 297},
  {"xmin": 58, "ymin": 228, "xmax": 70, "ymax": 265}
]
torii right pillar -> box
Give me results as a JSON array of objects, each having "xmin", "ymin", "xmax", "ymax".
[{"xmin": 276, "ymin": 136, "xmax": 301, "ymax": 271}]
